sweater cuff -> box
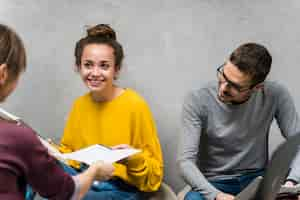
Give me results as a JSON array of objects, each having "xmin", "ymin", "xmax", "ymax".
[
  {"xmin": 126, "ymin": 152, "xmax": 145, "ymax": 169},
  {"xmin": 113, "ymin": 163, "xmax": 128, "ymax": 179}
]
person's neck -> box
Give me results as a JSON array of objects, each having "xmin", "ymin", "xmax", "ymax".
[{"xmin": 91, "ymin": 86, "xmax": 124, "ymax": 102}]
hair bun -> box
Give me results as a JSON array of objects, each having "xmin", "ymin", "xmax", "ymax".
[{"xmin": 87, "ymin": 24, "xmax": 116, "ymax": 40}]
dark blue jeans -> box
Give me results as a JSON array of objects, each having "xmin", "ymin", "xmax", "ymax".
[
  {"xmin": 184, "ymin": 169, "xmax": 264, "ymax": 200},
  {"xmin": 60, "ymin": 162, "xmax": 142, "ymax": 200},
  {"xmin": 25, "ymin": 186, "xmax": 35, "ymax": 200}
]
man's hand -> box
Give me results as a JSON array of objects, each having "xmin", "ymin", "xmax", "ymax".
[
  {"xmin": 216, "ymin": 192, "xmax": 235, "ymax": 200},
  {"xmin": 285, "ymin": 181, "xmax": 297, "ymax": 187},
  {"xmin": 280, "ymin": 181, "xmax": 300, "ymax": 200}
]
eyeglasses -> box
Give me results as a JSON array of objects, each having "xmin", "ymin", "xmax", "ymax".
[{"xmin": 217, "ymin": 64, "xmax": 255, "ymax": 93}]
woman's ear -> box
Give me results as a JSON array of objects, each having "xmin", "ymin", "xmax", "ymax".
[
  {"xmin": 114, "ymin": 66, "xmax": 120, "ymax": 80},
  {"xmin": 0, "ymin": 64, "xmax": 8, "ymax": 86},
  {"xmin": 74, "ymin": 64, "xmax": 80, "ymax": 72}
]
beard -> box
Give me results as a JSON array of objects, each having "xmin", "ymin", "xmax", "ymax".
[{"xmin": 218, "ymin": 89, "xmax": 251, "ymax": 105}]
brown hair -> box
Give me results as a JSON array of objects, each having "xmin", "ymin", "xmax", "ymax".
[
  {"xmin": 0, "ymin": 24, "xmax": 26, "ymax": 80},
  {"xmin": 229, "ymin": 43, "xmax": 272, "ymax": 85},
  {"xmin": 75, "ymin": 24, "xmax": 124, "ymax": 70}
]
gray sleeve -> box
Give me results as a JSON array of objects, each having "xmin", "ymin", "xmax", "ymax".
[
  {"xmin": 287, "ymin": 146, "xmax": 300, "ymax": 182},
  {"xmin": 274, "ymin": 84, "xmax": 300, "ymax": 182},
  {"xmin": 177, "ymin": 92, "xmax": 220, "ymax": 200},
  {"xmin": 70, "ymin": 176, "xmax": 81, "ymax": 200}
]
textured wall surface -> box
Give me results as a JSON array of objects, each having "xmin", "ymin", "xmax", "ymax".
[{"xmin": 1, "ymin": 0, "xmax": 300, "ymax": 193}]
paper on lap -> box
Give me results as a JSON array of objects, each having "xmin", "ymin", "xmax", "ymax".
[
  {"xmin": 62, "ymin": 145, "xmax": 141, "ymax": 164},
  {"xmin": 38, "ymin": 136, "xmax": 140, "ymax": 164}
]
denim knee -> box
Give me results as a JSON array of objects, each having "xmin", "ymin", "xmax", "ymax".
[{"xmin": 184, "ymin": 191, "xmax": 206, "ymax": 200}]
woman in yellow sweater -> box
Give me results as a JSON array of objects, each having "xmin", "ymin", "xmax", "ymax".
[{"xmin": 59, "ymin": 24, "xmax": 163, "ymax": 199}]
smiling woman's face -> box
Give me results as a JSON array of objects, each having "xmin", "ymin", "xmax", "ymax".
[{"xmin": 78, "ymin": 43, "xmax": 119, "ymax": 96}]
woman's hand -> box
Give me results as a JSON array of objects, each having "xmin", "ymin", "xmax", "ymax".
[
  {"xmin": 90, "ymin": 161, "xmax": 115, "ymax": 181},
  {"xmin": 111, "ymin": 144, "xmax": 132, "ymax": 164},
  {"xmin": 111, "ymin": 144, "xmax": 131, "ymax": 150},
  {"xmin": 76, "ymin": 161, "xmax": 114, "ymax": 199}
]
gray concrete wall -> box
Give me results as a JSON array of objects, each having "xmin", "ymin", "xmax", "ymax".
[{"xmin": 1, "ymin": 0, "xmax": 299, "ymax": 193}]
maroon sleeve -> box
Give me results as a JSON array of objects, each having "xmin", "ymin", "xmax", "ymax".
[{"xmin": 5, "ymin": 123, "xmax": 75, "ymax": 199}]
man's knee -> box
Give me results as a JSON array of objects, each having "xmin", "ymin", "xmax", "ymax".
[
  {"xmin": 184, "ymin": 191, "xmax": 206, "ymax": 200},
  {"xmin": 83, "ymin": 190, "xmax": 141, "ymax": 200}
]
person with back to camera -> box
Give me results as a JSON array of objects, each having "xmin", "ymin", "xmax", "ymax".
[
  {"xmin": 0, "ymin": 23, "xmax": 114, "ymax": 200},
  {"xmin": 177, "ymin": 43, "xmax": 300, "ymax": 200},
  {"xmin": 57, "ymin": 24, "xmax": 163, "ymax": 199}
]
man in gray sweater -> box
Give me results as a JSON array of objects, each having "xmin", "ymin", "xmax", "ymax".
[{"xmin": 177, "ymin": 43, "xmax": 300, "ymax": 200}]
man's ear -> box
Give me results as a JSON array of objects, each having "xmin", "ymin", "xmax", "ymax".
[
  {"xmin": 253, "ymin": 82, "xmax": 264, "ymax": 91},
  {"xmin": 0, "ymin": 64, "xmax": 8, "ymax": 86}
]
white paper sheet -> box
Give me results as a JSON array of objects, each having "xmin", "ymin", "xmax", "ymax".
[{"xmin": 61, "ymin": 144, "xmax": 141, "ymax": 164}]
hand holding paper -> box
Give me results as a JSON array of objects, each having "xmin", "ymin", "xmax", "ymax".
[
  {"xmin": 38, "ymin": 134, "xmax": 141, "ymax": 165},
  {"xmin": 90, "ymin": 160, "xmax": 115, "ymax": 181}
]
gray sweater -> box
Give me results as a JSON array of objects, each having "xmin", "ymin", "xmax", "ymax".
[{"xmin": 177, "ymin": 81, "xmax": 300, "ymax": 200}]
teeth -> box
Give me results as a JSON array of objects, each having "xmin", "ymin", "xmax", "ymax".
[
  {"xmin": 89, "ymin": 80, "xmax": 100, "ymax": 82},
  {"xmin": 88, "ymin": 80, "xmax": 101, "ymax": 86}
]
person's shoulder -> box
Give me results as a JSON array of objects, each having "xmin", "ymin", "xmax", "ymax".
[
  {"xmin": 123, "ymin": 88, "xmax": 148, "ymax": 103},
  {"xmin": 264, "ymin": 81, "xmax": 290, "ymax": 96},
  {"xmin": 75, "ymin": 92, "xmax": 90, "ymax": 102},
  {"xmin": 184, "ymin": 81, "xmax": 217, "ymax": 102},
  {"xmin": 0, "ymin": 122, "xmax": 38, "ymax": 148},
  {"xmin": 121, "ymin": 88, "xmax": 151, "ymax": 110},
  {"xmin": 71, "ymin": 92, "xmax": 91, "ymax": 107}
]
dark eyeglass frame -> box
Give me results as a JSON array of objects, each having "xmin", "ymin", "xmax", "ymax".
[{"xmin": 217, "ymin": 64, "xmax": 256, "ymax": 93}]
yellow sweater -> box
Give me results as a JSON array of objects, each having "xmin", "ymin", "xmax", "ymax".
[{"xmin": 59, "ymin": 88, "xmax": 163, "ymax": 192}]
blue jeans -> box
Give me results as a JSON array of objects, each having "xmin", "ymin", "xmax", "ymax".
[
  {"xmin": 184, "ymin": 169, "xmax": 264, "ymax": 200},
  {"xmin": 25, "ymin": 186, "xmax": 36, "ymax": 200},
  {"xmin": 26, "ymin": 161, "xmax": 142, "ymax": 200},
  {"xmin": 60, "ymin": 162, "xmax": 142, "ymax": 200}
]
